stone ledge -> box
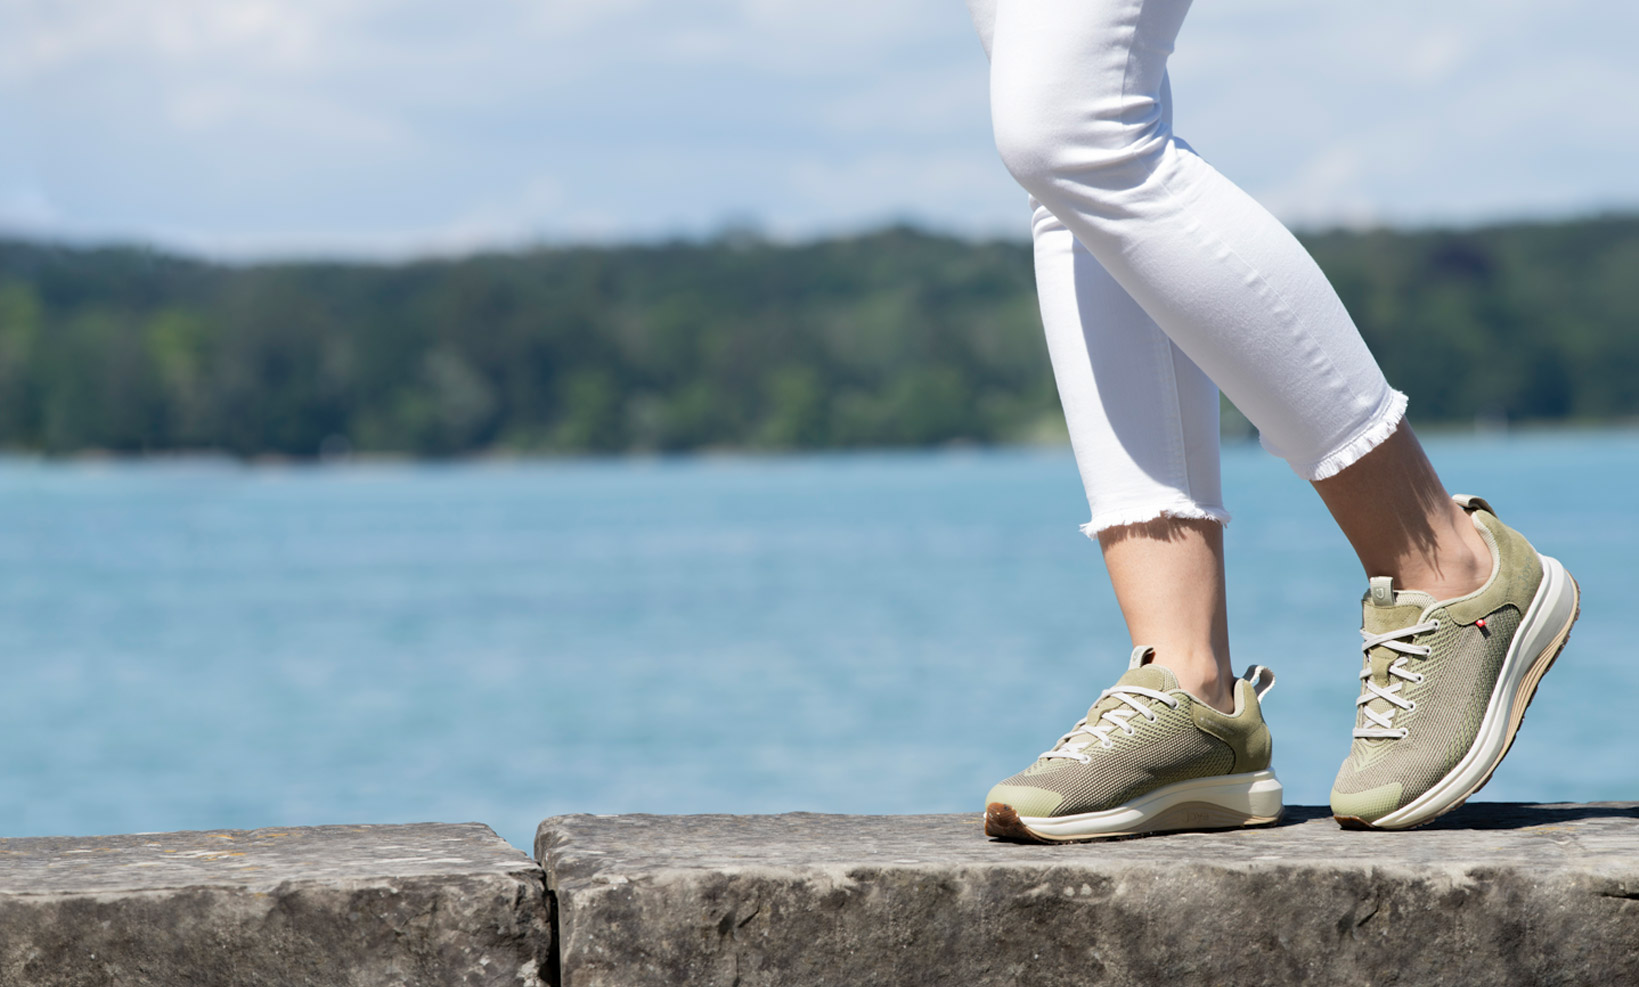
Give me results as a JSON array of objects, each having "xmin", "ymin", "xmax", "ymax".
[
  {"xmin": 537, "ymin": 802, "xmax": 1639, "ymax": 987},
  {"xmin": 0, "ymin": 822, "xmax": 551, "ymax": 987},
  {"xmin": 6, "ymin": 805, "xmax": 1635, "ymax": 986}
]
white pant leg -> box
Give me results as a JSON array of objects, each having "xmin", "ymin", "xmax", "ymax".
[
  {"xmin": 1034, "ymin": 201, "xmax": 1228, "ymax": 534},
  {"xmin": 970, "ymin": 0, "xmax": 1406, "ymax": 512},
  {"xmin": 973, "ymin": 0, "xmax": 1228, "ymax": 534},
  {"xmin": 1032, "ymin": 195, "xmax": 1229, "ymax": 533}
]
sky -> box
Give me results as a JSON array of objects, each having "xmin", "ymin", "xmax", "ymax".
[{"xmin": 1, "ymin": 0, "xmax": 1637, "ymax": 260}]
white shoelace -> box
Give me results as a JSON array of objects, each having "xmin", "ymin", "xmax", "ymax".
[
  {"xmin": 1353, "ymin": 618, "xmax": 1440, "ymax": 739},
  {"xmin": 1040, "ymin": 686, "xmax": 1179, "ymax": 763}
]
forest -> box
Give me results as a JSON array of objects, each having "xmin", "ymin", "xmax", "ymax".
[{"xmin": 0, "ymin": 214, "xmax": 1635, "ymax": 457}]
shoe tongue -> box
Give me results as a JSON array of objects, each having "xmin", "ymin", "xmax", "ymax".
[
  {"xmin": 1362, "ymin": 575, "xmax": 1436, "ymax": 684},
  {"xmin": 1114, "ymin": 663, "xmax": 1179, "ymax": 693},
  {"xmin": 1087, "ymin": 659, "xmax": 1180, "ymax": 719}
]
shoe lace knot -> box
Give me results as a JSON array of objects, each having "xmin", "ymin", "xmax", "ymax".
[
  {"xmin": 1354, "ymin": 618, "xmax": 1439, "ymax": 739},
  {"xmin": 1040, "ymin": 686, "xmax": 1179, "ymax": 762}
]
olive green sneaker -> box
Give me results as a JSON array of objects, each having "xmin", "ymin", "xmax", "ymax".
[
  {"xmin": 1330, "ymin": 494, "xmax": 1580, "ymax": 830},
  {"xmin": 984, "ymin": 646, "xmax": 1283, "ymax": 842}
]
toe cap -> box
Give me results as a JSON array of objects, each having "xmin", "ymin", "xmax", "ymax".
[
  {"xmin": 985, "ymin": 784, "xmax": 1065, "ymax": 818},
  {"xmin": 1330, "ymin": 781, "xmax": 1403, "ymax": 823}
]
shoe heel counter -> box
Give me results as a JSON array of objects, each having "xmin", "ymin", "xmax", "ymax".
[
  {"xmin": 1241, "ymin": 680, "xmax": 1274, "ymax": 772},
  {"xmin": 1485, "ymin": 512, "xmax": 1546, "ymax": 603},
  {"xmin": 1203, "ymin": 680, "xmax": 1274, "ymax": 773},
  {"xmin": 1244, "ymin": 720, "xmax": 1273, "ymax": 773},
  {"xmin": 1449, "ymin": 509, "xmax": 1546, "ymax": 625}
]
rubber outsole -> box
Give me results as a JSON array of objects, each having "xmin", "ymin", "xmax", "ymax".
[
  {"xmin": 986, "ymin": 801, "xmax": 1284, "ymax": 843},
  {"xmin": 1334, "ymin": 560, "xmax": 1580, "ymax": 832},
  {"xmin": 984, "ymin": 770, "xmax": 1285, "ymax": 843}
]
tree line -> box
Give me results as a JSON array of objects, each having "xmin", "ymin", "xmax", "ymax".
[{"xmin": 0, "ymin": 215, "xmax": 1635, "ymax": 457}]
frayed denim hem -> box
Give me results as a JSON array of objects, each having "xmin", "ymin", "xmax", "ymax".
[
  {"xmin": 1080, "ymin": 502, "xmax": 1232, "ymax": 539},
  {"xmin": 1286, "ymin": 389, "xmax": 1409, "ymax": 483}
]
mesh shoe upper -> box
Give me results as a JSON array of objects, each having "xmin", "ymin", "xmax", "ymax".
[
  {"xmin": 988, "ymin": 654, "xmax": 1273, "ymax": 819},
  {"xmin": 1331, "ymin": 500, "xmax": 1546, "ymax": 821}
]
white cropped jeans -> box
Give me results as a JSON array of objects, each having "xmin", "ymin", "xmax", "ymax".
[{"xmin": 967, "ymin": 0, "xmax": 1406, "ymax": 535}]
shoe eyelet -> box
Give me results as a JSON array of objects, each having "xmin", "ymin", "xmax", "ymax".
[{"xmin": 1406, "ymin": 700, "xmax": 1417, "ymax": 712}]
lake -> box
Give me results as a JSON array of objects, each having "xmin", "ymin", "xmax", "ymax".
[{"xmin": 2, "ymin": 430, "xmax": 1633, "ymax": 851}]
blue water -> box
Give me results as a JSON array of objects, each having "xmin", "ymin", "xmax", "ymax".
[{"xmin": 2, "ymin": 433, "xmax": 1634, "ymax": 851}]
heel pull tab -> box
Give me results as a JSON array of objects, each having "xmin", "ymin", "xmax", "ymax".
[
  {"xmin": 1241, "ymin": 665, "xmax": 1275, "ymax": 700},
  {"xmin": 1452, "ymin": 493, "xmax": 1497, "ymax": 517},
  {"xmin": 1128, "ymin": 645, "xmax": 1156, "ymax": 670}
]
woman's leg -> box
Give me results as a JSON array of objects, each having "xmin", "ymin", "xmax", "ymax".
[
  {"xmin": 1312, "ymin": 424, "xmax": 1489, "ymax": 599},
  {"xmin": 984, "ymin": 0, "xmax": 1239, "ymax": 708},
  {"xmin": 1032, "ymin": 199, "xmax": 1236, "ymax": 711},
  {"xmin": 1100, "ymin": 517, "xmax": 1234, "ymax": 712},
  {"xmin": 972, "ymin": 0, "xmax": 1282, "ymax": 842}
]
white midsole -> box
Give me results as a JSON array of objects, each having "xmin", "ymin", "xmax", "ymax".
[
  {"xmin": 1373, "ymin": 553, "xmax": 1577, "ymax": 829},
  {"xmin": 1017, "ymin": 769, "xmax": 1284, "ymax": 838}
]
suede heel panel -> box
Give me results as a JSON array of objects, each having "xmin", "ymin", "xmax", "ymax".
[
  {"xmin": 1446, "ymin": 512, "xmax": 1544, "ymax": 626},
  {"xmin": 1191, "ymin": 680, "xmax": 1272, "ymax": 773}
]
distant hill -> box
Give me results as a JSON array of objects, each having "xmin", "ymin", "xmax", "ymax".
[{"xmin": 1, "ymin": 216, "xmax": 1636, "ymax": 456}]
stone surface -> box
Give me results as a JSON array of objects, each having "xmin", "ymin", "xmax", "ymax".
[
  {"xmin": 538, "ymin": 802, "xmax": 1639, "ymax": 987},
  {"xmin": 0, "ymin": 822, "xmax": 551, "ymax": 987}
]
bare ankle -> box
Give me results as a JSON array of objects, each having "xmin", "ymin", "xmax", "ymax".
[
  {"xmin": 1192, "ymin": 679, "xmax": 1237, "ymax": 715},
  {"xmin": 1397, "ymin": 513, "xmax": 1491, "ymax": 600},
  {"xmin": 1160, "ymin": 656, "xmax": 1236, "ymax": 715}
]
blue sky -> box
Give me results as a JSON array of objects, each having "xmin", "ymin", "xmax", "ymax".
[{"xmin": 2, "ymin": 0, "xmax": 1637, "ymax": 259}]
